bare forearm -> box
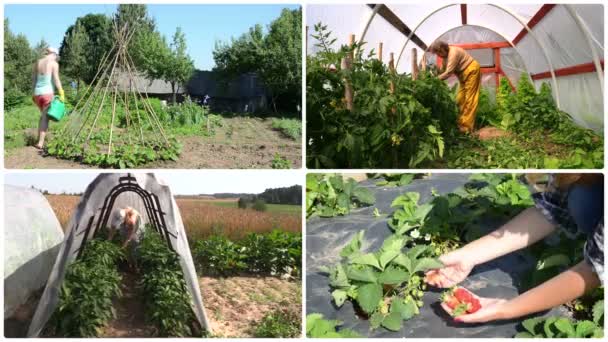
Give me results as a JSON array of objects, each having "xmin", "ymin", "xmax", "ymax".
[
  {"xmin": 502, "ymin": 261, "xmax": 600, "ymax": 319},
  {"xmin": 450, "ymin": 207, "xmax": 556, "ymax": 265}
]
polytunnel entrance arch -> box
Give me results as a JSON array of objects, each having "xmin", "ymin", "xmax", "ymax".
[
  {"xmin": 74, "ymin": 174, "xmax": 177, "ymax": 259},
  {"xmin": 27, "ymin": 173, "xmax": 212, "ymax": 337}
]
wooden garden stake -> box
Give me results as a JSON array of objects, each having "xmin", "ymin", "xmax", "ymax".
[
  {"xmin": 412, "ymin": 48, "xmax": 419, "ymax": 80},
  {"xmin": 378, "ymin": 42, "xmax": 383, "ymax": 62},
  {"xmin": 342, "ymin": 33, "xmax": 355, "ymax": 112}
]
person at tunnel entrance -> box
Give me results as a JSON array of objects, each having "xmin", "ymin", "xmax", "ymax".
[
  {"xmin": 425, "ymin": 174, "xmax": 603, "ymax": 323},
  {"xmin": 428, "ymin": 40, "xmax": 481, "ymax": 134},
  {"xmin": 108, "ymin": 207, "xmax": 143, "ymax": 272}
]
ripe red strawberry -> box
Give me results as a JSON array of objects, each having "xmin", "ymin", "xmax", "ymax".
[
  {"xmin": 444, "ymin": 295, "xmax": 460, "ymax": 309},
  {"xmin": 467, "ymin": 298, "xmax": 481, "ymax": 313},
  {"xmin": 454, "ymin": 288, "xmax": 473, "ymax": 302}
]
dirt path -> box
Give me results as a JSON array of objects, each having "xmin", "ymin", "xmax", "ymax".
[
  {"xmin": 199, "ymin": 276, "xmax": 302, "ymax": 337},
  {"xmin": 5, "ymin": 117, "xmax": 301, "ymax": 169},
  {"xmin": 100, "ymin": 271, "xmax": 156, "ymax": 337}
]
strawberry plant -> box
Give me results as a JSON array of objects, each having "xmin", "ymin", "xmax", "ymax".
[
  {"xmin": 321, "ymin": 231, "xmax": 442, "ymax": 331},
  {"xmin": 137, "ymin": 229, "xmax": 198, "ymax": 337},
  {"xmin": 46, "ymin": 239, "xmax": 124, "ymax": 337},
  {"xmin": 307, "ymin": 174, "xmax": 375, "ymax": 218},
  {"xmin": 306, "ymin": 313, "xmax": 362, "ymax": 338},
  {"xmin": 515, "ymin": 312, "xmax": 604, "ymax": 338}
]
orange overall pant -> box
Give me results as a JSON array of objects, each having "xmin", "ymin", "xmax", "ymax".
[{"xmin": 456, "ymin": 60, "xmax": 481, "ymax": 133}]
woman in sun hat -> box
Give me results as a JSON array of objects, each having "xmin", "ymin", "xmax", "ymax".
[{"xmin": 31, "ymin": 46, "xmax": 64, "ymax": 149}]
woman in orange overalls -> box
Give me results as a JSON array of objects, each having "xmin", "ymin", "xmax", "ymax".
[{"xmin": 429, "ymin": 40, "xmax": 481, "ymax": 133}]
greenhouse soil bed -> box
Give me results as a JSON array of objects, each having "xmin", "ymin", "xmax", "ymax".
[{"xmin": 100, "ymin": 271, "xmax": 156, "ymax": 337}]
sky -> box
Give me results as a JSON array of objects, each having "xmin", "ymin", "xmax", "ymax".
[
  {"xmin": 4, "ymin": 171, "xmax": 302, "ymax": 195},
  {"xmin": 4, "ymin": 4, "xmax": 300, "ymax": 70}
]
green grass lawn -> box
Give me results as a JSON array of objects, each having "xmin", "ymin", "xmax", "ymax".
[{"xmin": 4, "ymin": 104, "xmax": 53, "ymax": 150}]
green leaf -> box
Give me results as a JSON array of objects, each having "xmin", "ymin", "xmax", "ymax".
[
  {"xmin": 357, "ymin": 283, "xmax": 383, "ymax": 314},
  {"xmin": 543, "ymin": 317, "xmax": 558, "ymax": 338},
  {"xmin": 412, "ymin": 258, "xmax": 443, "ymax": 274},
  {"xmin": 391, "ymin": 254, "xmax": 412, "ymax": 273},
  {"xmin": 369, "ymin": 312, "xmax": 384, "ymax": 330},
  {"xmin": 575, "ymin": 320, "xmax": 597, "ymax": 337},
  {"xmin": 350, "ymin": 253, "xmax": 381, "ymax": 270},
  {"xmin": 306, "ymin": 313, "xmax": 324, "ymax": 333},
  {"xmin": 378, "ymin": 249, "xmax": 400, "ymax": 270},
  {"xmin": 347, "ymin": 266, "xmax": 378, "ymax": 283},
  {"xmin": 381, "ymin": 311, "xmax": 402, "ymax": 331},
  {"xmin": 554, "ymin": 318, "xmax": 575, "ymax": 337},
  {"xmin": 399, "ymin": 174, "xmax": 414, "ymax": 186},
  {"xmin": 391, "ymin": 297, "xmax": 417, "ymax": 320},
  {"xmin": 406, "ymin": 245, "xmax": 428, "ymax": 260},
  {"xmin": 353, "ymin": 187, "xmax": 376, "ymax": 205},
  {"xmin": 522, "ymin": 317, "xmax": 541, "ymax": 334},
  {"xmin": 593, "ymin": 300, "xmax": 604, "ymax": 324},
  {"xmin": 332, "ymin": 289, "xmax": 348, "ymax": 307},
  {"xmin": 328, "ymin": 264, "xmax": 350, "ymax": 288},
  {"xmin": 378, "ymin": 266, "xmax": 409, "ymax": 285},
  {"xmin": 340, "ymin": 231, "xmax": 364, "ymax": 258},
  {"xmin": 537, "ymin": 254, "xmax": 570, "ymax": 270}
]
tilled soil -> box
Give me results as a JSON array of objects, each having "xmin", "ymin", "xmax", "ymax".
[
  {"xmin": 4, "ymin": 117, "xmax": 301, "ymax": 169},
  {"xmin": 100, "ymin": 271, "xmax": 156, "ymax": 337},
  {"xmin": 199, "ymin": 275, "xmax": 302, "ymax": 337}
]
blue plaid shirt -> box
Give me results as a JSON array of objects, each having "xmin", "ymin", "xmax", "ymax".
[{"xmin": 532, "ymin": 175, "xmax": 604, "ymax": 284}]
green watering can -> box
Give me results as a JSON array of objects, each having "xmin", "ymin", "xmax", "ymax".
[{"xmin": 47, "ymin": 96, "xmax": 66, "ymax": 121}]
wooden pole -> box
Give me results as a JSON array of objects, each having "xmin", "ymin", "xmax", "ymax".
[
  {"xmin": 378, "ymin": 42, "xmax": 383, "ymax": 62},
  {"xmin": 306, "ymin": 26, "xmax": 309, "ymax": 55},
  {"xmin": 342, "ymin": 34, "xmax": 355, "ymax": 112},
  {"xmin": 412, "ymin": 48, "xmax": 419, "ymax": 80}
]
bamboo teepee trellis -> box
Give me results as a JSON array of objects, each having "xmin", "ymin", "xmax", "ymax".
[{"xmin": 52, "ymin": 21, "xmax": 176, "ymax": 164}]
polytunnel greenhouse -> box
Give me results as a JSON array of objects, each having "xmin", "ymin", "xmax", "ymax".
[{"xmin": 306, "ymin": 3, "xmax": 604, "ymax": 169}]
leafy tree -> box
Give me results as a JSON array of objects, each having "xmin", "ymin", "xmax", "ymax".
[
  {"xmin": 61, "ymin": 21, "xmax": 89, "ymax": 91},
  {"xmin": 115, "ymin": 4, "xmax": 157, "ymax": 72},
  {"xmin": 252, "ymin": 199, "xmax": 268, "ymax": 212},
  {"xmin": 132, "ymin": 29, "xmax": 170, "ymax": 81},
  {"xmin": 4, "ymin": 18, "xmax": 35, "ymax": 109},
  {"xmin": 213, "ymin": 8, "xmax": 302, "ymax": 114},
  {"xmin": 60, "ymin": 14, "xmax": 112, "ymax": 84},
  {"xmin": 165, "ymin": 27, "xmax": 195, "ymax": 104},
  {"xmin": 32, "ymin": 39, "xmax": 50, "ymax": 59}
]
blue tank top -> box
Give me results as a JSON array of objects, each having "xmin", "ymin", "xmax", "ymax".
[{"xmin": 34, "ymin": 74, "xmax": 54, "ymax": 95}]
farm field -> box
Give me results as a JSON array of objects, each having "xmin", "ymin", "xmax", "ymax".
[
  {"xmin": 5, "ymin": 105, "xmax": 301, "ymax": 169},
  {"xmin": 46, "ymin": 195, "xmax": 301, "ymax": 241}
]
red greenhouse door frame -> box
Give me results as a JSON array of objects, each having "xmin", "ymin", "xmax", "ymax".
[{"xmin": 531, "ymin": 61, "xmax": 605, "ymax": 80}]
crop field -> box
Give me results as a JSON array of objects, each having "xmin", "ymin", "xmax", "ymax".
[{"xmin": 45, "ymin": 195, "xmax": 301, "ymax": 241}]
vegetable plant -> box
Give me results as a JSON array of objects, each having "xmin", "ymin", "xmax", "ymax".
[
  {"xmin": 307, "ymin": 173, "xmax": 375, "ymax": 218},
  {"xmin": 321, "ymin": 231, "xmax": 442, "ymax": 331},
  {"xmin": 137, "ymin": 229, "xmax": 198, "ymax": 337},
  {"xmin": 306, "ymin": 313, "xmax": 362, "ymax": 338},
  {"xmin": 47, "ymin": 239, "xmax": 124, "ymax": 337}
]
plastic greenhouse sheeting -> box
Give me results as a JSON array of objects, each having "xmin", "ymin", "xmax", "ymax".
[
  {"xmin": 306, "ymin": 3, "xmax": 604, "ymax": 132},
  {"xmin": 4, "ymin": 185, "xmax": 64, "ymax": 319},
  {"xmin": 26, "ymin": 173, "xmax": 212, "ymax": 337},
  {"xmin": 306, "ymin": 174, "xmax": 568, "ymax": 338}
]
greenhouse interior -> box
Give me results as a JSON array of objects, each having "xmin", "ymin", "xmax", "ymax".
[{"xmin": 306, "ymin": 4, "xmax": 604, "ymax": 169}]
